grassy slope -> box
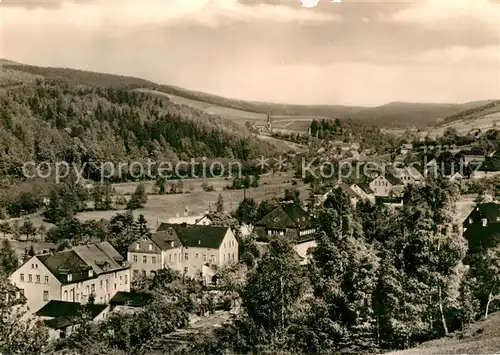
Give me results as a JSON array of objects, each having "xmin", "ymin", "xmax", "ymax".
[
  {"xmin": 387, "ymin": 312, "xmax": 500, "ymax": 354},
  {"xmin": 2, "ymin": 60, "xmax": 494, "ymax": 129}
]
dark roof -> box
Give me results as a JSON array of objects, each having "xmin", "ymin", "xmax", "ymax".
[
  {"xmin": 38, "ymin": 242, "xmax": 127, "ymax": 284},
  {"xmin": 150, "ymin": 230, "xmax": 182, "ymax": 250},
  {"xmin": 110, "ymin": 291, "xmax": 152, "ymax": 307},
  {"xmin": 254, "ymin": 203, "xmax": 316, "ymax": 229},
  {"xmin": 375, "ymin": 196, "xmax": 403, "ymax": 204},
  {"xmin": 477, "ymin": 156, "xmax": 500, "ymax": 172},
  {"xmin": 157, "ymin": 224, "xmax": 229, "ymax": 249},
  {"xmin": 72, "ymin": 242, "xmax": 128, "ymax": 275},
  {"xmin": 464, "ymin": 223, "xmax": 500, "ymax": 254},
  {"xmin": 355, "ymin": 183, "xmax": 373, "ymax": 194},
  {"xmin": 464, "ymin": 203, "xmax": 500, "ymax": 225},
  {"xmin": 384, "ymin": 173, "xmax": 404, "ymax": 186},
  {"xmin": 36, "ymin": 300, "xmax": 107, "ymax": 320},
  {"xmin": 38, "ymin": 251, "xmax": 93, "ymax": 284}
]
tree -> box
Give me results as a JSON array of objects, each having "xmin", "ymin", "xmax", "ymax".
[
  {"xmin": 0, "ymin": 222, "xmax": 12, "ymax": 238},
  {"xmin": 137, "ymin": 214, "xmax": 151, "ymax": 239},
  {"xmin": 127, "ymin": 184, "xmax": 148, "ymax": 210},
  {"xmin": 476, "ymin": 245, "xmax": 500, "ymax": 319},
  {"xmin": 22, "ymin": 247, "xmax": 30, "ymax": 263},
  {"xmin": 283, "ymin": 188, "xmax": 300, "ymax": 204},
  {"xmin": 28, "ymin": 244, "xmax": 35, "ymax": 257},
  {"xmin": 0, "ymin": 239, "xmax": 18, "ymax": 275},
  {"xmin": 216, "ymin": 194, "xmax": 224, "ymax": 214},
  {"xmin": 20, "ymin": 219, "xmax": 37, "ymax": 241},
  {"xmin": 234, "ymin": 198, "xmax": 257, "ymax": 224},
  {"xmin": 156, "ymin": 175, "xmax": 166, "ymax": 195},
  {"xmin": 0, "ymin": 276, "xmax": 49, "ymax": 355}
]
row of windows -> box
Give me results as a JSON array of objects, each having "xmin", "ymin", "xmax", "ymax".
[
  {"xmin": 135, "ymin": 243, "xmax": 154, "ymax": 251},
  {"xmin": 133, "ymin": 255, "xmax": 159, "ymax": 264},
  {"xmin": 373, "ymin": 180, "xmax": 389, "ymax": 187},
  {"xmin": 223, "ymin": 240, "xmax": 236, "ymax": 248},
  {"xmin": 20, "ymin": 274, "xmax": 49, "ymax": 284},
  {"xmin": 223, "ymin": 253, "xmax": 236, "ymax": 262}
]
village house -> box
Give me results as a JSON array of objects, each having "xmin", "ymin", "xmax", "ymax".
[
  {"xmin": 369, "ymin": 175, "xmax": 404, "ymax": 197},
  {"xmin": 253, "ymin": 202, "xmax": 317, "ymax": 264},
  {"xmin": 164, "ymin": 212, "xmax": 214, "ymax": 225},
  {"xmin": 393, "ymin": 166, "xmax": 424, "ymax": 185},
  {"xmin": 109, "ymin": 291, "xmax": 153, "ymax": 314},
  {"xmin": 35, "ymin": 300, "xmax": 108, "ymax": 340},
  {"xmin": 9, "ymin": 242, "xmax": 131, "ymax": 313},
  {"xmin": 462, "ymin": 203, "xmax": 500, "ymax": 253},
  {"xmin": 350, "ymin": 183, "xmax": 375, "ymax": 203},
  {"xmin": 127, "ymin": 224, "xmax": 238, "ymax": 283}
]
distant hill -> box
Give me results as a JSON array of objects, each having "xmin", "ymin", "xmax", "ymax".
[{"xmin": 1, "ymin": 60, "xmax": 495, "ymax": 129}]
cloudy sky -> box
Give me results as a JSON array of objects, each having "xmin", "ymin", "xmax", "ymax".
[{"xmin": 1, "ymin": 0, "xmax": 499, "ymax": 106}]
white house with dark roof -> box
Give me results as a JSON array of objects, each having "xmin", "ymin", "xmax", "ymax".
[
  {"xmin": 127, "ymin": 224, "xmax": 238, "ymax": 282},
  {"xmin": 9, "ymin": 242, "xmax": 130, "ymax": 313}
]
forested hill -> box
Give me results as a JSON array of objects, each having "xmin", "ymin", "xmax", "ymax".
[{"xmin": 0, "ymin": 67, "xmax": 277, "ymax": 182}]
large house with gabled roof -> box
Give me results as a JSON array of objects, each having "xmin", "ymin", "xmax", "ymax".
[
  {"xmin": 9, "ymin": 242, "xmax": 131, "ymax": 313},
  {"xmin": 253, "ymin": 202, "xmax": 317, "ymax": 264},
  {"xmin": 127, "ymin": 224, "xmax": 238, "ymax": 282},
  {"xmin": 369, "ymin": 174, "xmax": 404, "ymax": 197}
]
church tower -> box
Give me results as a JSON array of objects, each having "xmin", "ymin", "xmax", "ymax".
[{"xmin": 266, "ymin": 111, "xmax": 272, "ymax": 131}]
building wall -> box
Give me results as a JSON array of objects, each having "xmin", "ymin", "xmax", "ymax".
[
  {"xmin": 218, "ymin": 229, "xmax": 239, "ymax": 266},
  {"xmin": 60, "ymin": 268, "xmax": 130, "ymax": 305},
  {"xmin": 160, "ymin": 246, "xmax": 183, "ymax": 272},
  {"xmin": 369, "ymin": 177, "xmax": 392, "ymax": 197},
  {"xmin": 9, "ymin": 256, "xmax": 62, "ymax": 313},
  {"xmin": 128, "ymin": 251, "xmax": 162, "ymax": 279}
]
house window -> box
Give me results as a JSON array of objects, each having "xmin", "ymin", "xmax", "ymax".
[
  {"xmin": 232, "ymin": 253, "xmax": 235, "ymax": 260},
  {"xmin": 133, "ymin": 270, "xmax": 138, "ymax": 278},
  {"xmin": 184, "ymin": 267, "xmax": 188, "ymax": 274},
  {"xmin": 148, "ymin": 244, "xmax": 153, "ymax": 251},
  {"xmin": 124, "ymin": 275, "xmax": 128, "ymax": 284},
  {"xmin": 63, "ymin": 291, "xmax": 68, "ymax": 301},
  {"xmin": 43, "ymin": 291, "xmax": 49, "ymax": 301},
  {"xmin": 210, "ymin": 255, "xmax": 215, "ymax": 263},
  {"xmin": 36, "ymin": 275, "xmax": 40, "ymax": 284},
  {"xmin": 28, "ymin": 274, "xmax": 32, "ymax": 283},
  {"xmin": 114, "ymin": 283, "xmax": 117, "ymax": 290},
  {"xmin": 32, "ymin": 264, "xmax": 35, "ymax": 269},
  {"xmin": 482, "ymin": 218, "xmax": 487, "ymax": 227},
  {"xmin": 100, "ymin": 280, "xmax": 103, "ymax": 289},
  {"xmin": 44, "ymin": 276, "xmax": 49, "ymax": 284},
  {"xmin": 203, "ymin": 254, "xmax": 207, "ymax": 262},
  {"xmin": 86, "ymin": 285, "xmax": 90, "ymax": 294},
  {"xmin": 91, "ymin": 284, "xmax": 95, "ymax": 293},
  {"xmin": 143, "ymin": 256, "xmax": 147, "ymax": 263},
  {"xmin": 169, "ymin": 254, "xmax": 172, "ymax": 262},
  {"xmin": 142, "ymin": 270, "xmax": 146, "ymax": 277},
  {"xmin": 152, "ymin": 257, "xmax": 156, "ymax": 264},
  {"xmin": 185, "ymin": 253, "xmax": 188, "ymax": 261},
  {"xmin": 76, "ymin": 293, "xmax": 79, "ymax": 301},
  {"xmin": 223, "ymin": 254, "xmax": 225, "ymax": 261},
  {"xmin": 67, "ymin": 274, "xmax": 72, "ymax": 282},
  {"xmin": 133, "ymin": 255, "xmax": 138, "ymax": 263},
  {"xmin": 20, "ymin": 274, "xmax": 24, "ymax": 282},
  {"xmin": 136, "ymin": 243, "xmax": 140, "ymax": 250},
  {"xmin": 195, "ymin": 253, "xmax": 199, "ymax": 259}
]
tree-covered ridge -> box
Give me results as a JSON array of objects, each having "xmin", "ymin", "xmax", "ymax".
[{"xmin": 0, "ymin": 80, "xmax": 275, "ymax": 181}]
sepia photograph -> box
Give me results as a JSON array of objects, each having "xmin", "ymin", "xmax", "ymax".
[{"xmin": 0, "ymin": 0, "xmax": 499, "ymax": 354}]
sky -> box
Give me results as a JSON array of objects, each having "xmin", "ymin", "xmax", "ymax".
[{"xmin": 1, "ymin": 0, "xmax": 499, "ymax": 106}]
